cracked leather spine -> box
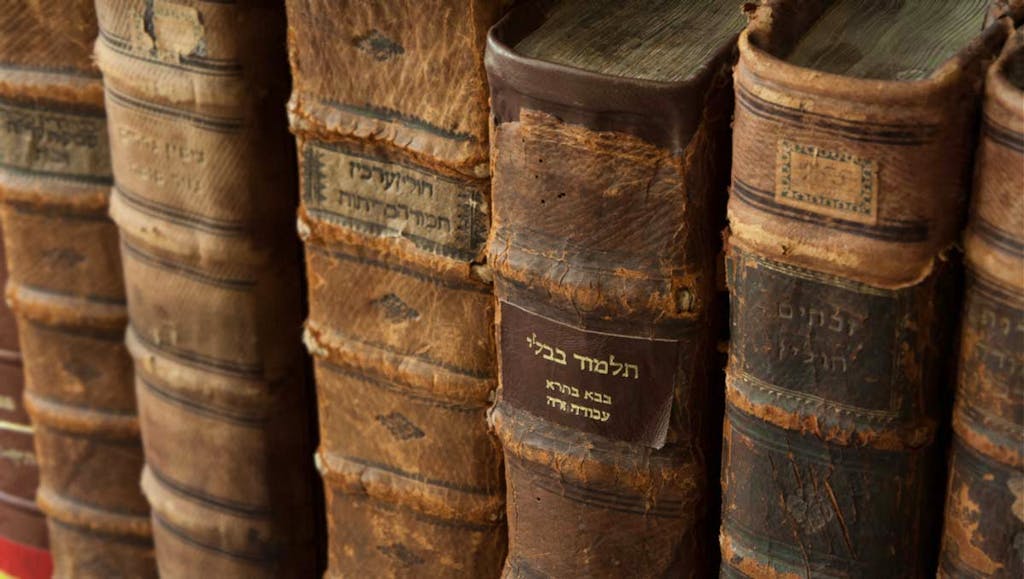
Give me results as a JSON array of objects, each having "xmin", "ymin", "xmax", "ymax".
[
  {"xmin": 939, "ymin": 25, "xmax": 1024, "ymax": 579},
  {"xmin": 285, "ymin": 1, "xmax": 508, "ymax": 576},
  {"xmin": 721, "ymin": 2, "xmax": 1015, "ymax": 577},
  {"xmin": 0, "ymin": 225, "xmax": 50, "ymax": 578},
  {"xmin": 0, "ymin": 0, "xmax": 155, "ymax": 576},
  {"xmin": 92, "ymin": 1, "xmax": 318, "ymax": 576},
  {"xmin": 485, "ymin": 3, "xmax": 738, "ymax": 577}
]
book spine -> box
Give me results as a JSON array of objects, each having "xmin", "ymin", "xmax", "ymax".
[
  {"xmin": 0, "ymin": 225, "xmax": 51, "ymax": 579},
  {"xmin": 939, "ymin": 30, "xmax": 1024, "ymax": 579},
  {"xmin": 484, "ymin": 8, "xmax": 735, "ymax": 576},
  {"xmin": 720, "ymin": 14, "xmax": 1011, "ymax": 577},
  {"xmin": 286, "ymin": 1, "xmax": 507, "ymax": 575},
  {"xmin": 93, "ymin": 1, "xmax": 318, "ymax": 576},
  {"xmin": 0, "ymin": 2, "xmax": 155, "ymax": 575}
]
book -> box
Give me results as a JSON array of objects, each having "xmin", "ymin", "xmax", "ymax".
[
  {"xmin": 93, "ymin": 1, "xmax": 319, "ymax": 575},
  {"xmin": 720, "ymin": 1, "xmax": 1014, "ymax": 576},
  {"xmin": 485, "ymin": 1, "xmax": 744, "ymax": 576},
  {"xmin": 939, "ymin": 22, "xmax": 1024, "ymax": 579},
  {"xmin": 0, "ymin": 227, "xmax": 50, "ymax": 579},
  {"xmin": 285, "ymin": 0, "xmax": 508, "ymax": 574},
  {"xmin": 0, "ymin": 1, "xmax": 156, "ymax": 576}
]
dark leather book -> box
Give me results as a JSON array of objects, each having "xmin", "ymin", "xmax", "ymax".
[
  {"xmin": 285, "ymin": 1, "xmax": 509, "ymax": 575},
  {"xmin": 939, "ymin": 22, "xmax": 1024, "ymax": 579},
  {"xmin": 486, "ymin": 1, "xmax": 744, "ymax": 576},
  {"xmin": 93, "ymin": 0, "xmax": 319, "ymax": 576},
  {"xmin": 721, "ymin": 1, "xmax": 1015, "ymax": 576},
  {"xmin": 0, "ymin": 225, "xmax": 50, "ymax": 578},
  {"xmin": 0, "ymin": 0, "xmax": 156, "ymax": 576}
]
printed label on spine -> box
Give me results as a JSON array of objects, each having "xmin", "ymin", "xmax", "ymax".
[{"xmin": 499, "ymin": 301, "xmax": 678, "ymax": 447}]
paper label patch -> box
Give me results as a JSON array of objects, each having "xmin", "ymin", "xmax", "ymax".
[
  {"xmin": 776, "ymin": 140, "xmax": 878, "ymax": 225},
  {"xmin": 302, "ymin": 142, "xmax": 488, "ymax": 260},
  {"xmin": 499, "ymin": 301, "xmax": 679, "ymax": 448},
  {"xmin": 0, "ymin": 99, "xmax": 110, "ymax": 181}
]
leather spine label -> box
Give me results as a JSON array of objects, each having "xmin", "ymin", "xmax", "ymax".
[
  {"xmin": 728, "ymin": 249, "xmax": 904, "ymax": 420},
  {"xmin": 958, "ymin": 272, "xmax": 1024, "ymax": 436},
  {"xmin": 775, "ymin": 139, "xmax": 878, "ymax": 226},
  {"xmin": 104, "ymin": 86, "xmax": 261, "ymax": 233},
  {"xmin": 0, "ymin": 99, "xmax": 110, "ymax": 182},
  {"xmin": 499, "ymin": 300, "xmax": 678, "ymax": 448},
  {"xmin": 302, "ymin": 142, "xmax": 488, "ymax": 260}
]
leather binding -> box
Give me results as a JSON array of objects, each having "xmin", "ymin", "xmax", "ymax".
[
  {"xmin": 0, "ymin": 1, "xmax": 156, "ymax": 576},
  {"xmin": 989, "ymin": 0, "xmax": 1024, "ymax": 25},
  {"xmin": 286, "ymin": 0, "xmax": 509, "ymax": 575},
  {"xmin": 721, "ymin": 2, "xmax": 1015, "ymax": 576},
  {"xmin": 0, "ymin": 225, "xmax": 50, "ymax": 579},
  {"xmin": 939, "ymin": 23, "xmax": 1024, "ymax": 579},
  {"xmin": 486, "ymin": 2, "xmax": 740, "ymax": 576},
  {"xmin": 93, "ymin": 0, "xmax": 318, "ymax": 576}
]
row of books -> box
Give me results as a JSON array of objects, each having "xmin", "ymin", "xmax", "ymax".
[{"xmin": 0, "ymin": 0, "xmax": 1021, "ymax": 577}]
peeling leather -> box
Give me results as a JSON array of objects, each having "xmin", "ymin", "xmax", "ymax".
[{"xmin": 286, "ymin": 0, "xmax": 510, "ymax": 177}]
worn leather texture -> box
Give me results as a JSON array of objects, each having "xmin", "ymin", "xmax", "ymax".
[
  {"xmin": 721, "ymin": 2, "xmax": 1014, "ymax": 577},
  {"xmin": 93, "ymin": 0, "xmax": 320, "ymax": 576},
  {"xmin": 486, "ymin": 2, "xmax": 738, "ymax": 576},
  {"xmin": 0, "ymin": 1, "xmax": 155, "ymax": 577},
  {"xmin": 939, "ymin": 24, "xmax": 1024, "ymax": 579},
  {"xmin": 0, "ymin": 219, "xmax": 51, "ymax": 578},
  {"xmin": 286, "ymin": 1, "xmax": 508, "ymax": 576},
  {"xmin": 287, "ymin": 0, "xmax": 507, "ymax": 177}
]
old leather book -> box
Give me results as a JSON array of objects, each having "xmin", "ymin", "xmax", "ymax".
[
  {"xmin": 721, "ymin": 1, "xmax": 1015, "ymax": 576},
  {"xmin": 486, "ymin": 1, "xmax": 744, "ymax": 576},
  {"xmin": 93, "ymin": 0, "xmax": 319, "ymax": 576},
  {"xmin": 939, "ymin": 24, "xmax": 1024, "ymax": 579},
  {"xmin": 286, "ymin": 0, "xmax": 508, "ymax": 575},
  {"xmin": 0, "ymin": 1, "xmax": 156, "ymax": 576},
  {"xmin": 0, "ymin": 227, "xmax": 50, "ymax": 579}
]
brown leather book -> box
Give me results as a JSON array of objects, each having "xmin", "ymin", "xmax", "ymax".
[
  {"xmin": 0, "ymin": 1, "xmax": 156, "ymax": 576},
  {"xmin": 939, "ymin": 24, "xmax": 1024, "ymax": 579},
  {"xmin": 721, "ymin": 1, "xmax": 1015, "ymax": 576},
  {"xmin": 486, "ymin": 1, "xmax": 743, "ymax": 576},
  {"xmin": 93, "ymin": 1, "xmax": 319, "ymax": 576},
  {"xmin": 0, "ymin": 224, "xmax": 50, "ymax": 578},
  {"xmin": 286, "ymin": 0, "xmax": 508, "ymax": 575}
]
